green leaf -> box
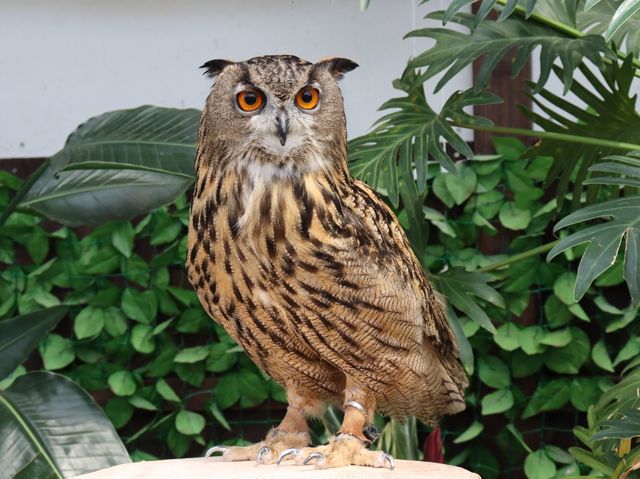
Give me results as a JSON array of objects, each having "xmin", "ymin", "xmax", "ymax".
[
  {"xmin": 103, "ymin": 307, "xmax": 128, "ymax": 337},
  {"xmin": 481, "ymin": 388, "xmax": 514, "ymax": 415},
  {"xmin": 433, "ymin": 268, "xmax": 504, "ymax": 333},
  {"xmin": 349, "ymin": 66, "xmax": 499, "ymax": 206},
  {"xmin": 524, "ymin": 60, "xmax": 640, "ymax": 212},
  {"xmin": 523, "ymin": 379, "xmax": 571, "ymax": 419},
  {"xmin": 591, "ymin": 339, "xmax": 614, "ymax": 372},
  {"xmin": 105, "ymin": 397, "xmax": 134, "ymax": 429},
  {"xmin": 208, "ymin": 402, "xmax": 231, "ymax": 431},
  {"xmin": 0, "ymin": 372, "xmax": 130, "ymax": 477},
  {"xmin": 518, "ymin": 326, "xmax": 547, "ymax": 355},
  {"xmin": 206, "ymin": 343, "xmax": 238, "ymax": 373},
  {"xmin": 605, "ymin": 0, "xmax": 640, "ymax": 41},
  {"xmin": 494, "ymin": 323, "xmax": 520, "ymax": 351},
  {"xmin": 539, "ymin": 328, "xmax": 572, "ymax": 347},
  {"xmin": 214, "ymin": 374, "xmax": 240, "ymax": 409},
  {"xmin": 130, "ymin": 324, "xmax": 156, "ymax": 354},
  {"xmin": 111, "ymin": 221, "xmax": 134, "ymax": 258},
  {"xmin": 174, "ymin": 346, "xmax": 210, "ymax": 364},
  {"xmin": 544, "ymin": 327, "xmax": 591, "ymax": 374},
  {"xmin": 108, "ymin": 371, "xmax": 137, "ymax": 397},
  {"xmin": 237, "ymin": 370, "xmax": 270, "ymax": 408},
  {"xmin": 549, "ymin": 194, "xmax": 640, "ymax": 306},
  {"xmin": 175, "ymin": 410, "xmax": 205, "ymax": 435},
  {"xmin": 499, "ymin": 202, "xmax": 532, "ymax": 230},
  {"xmin": 407, "ymin": 10, "xmax": 608, "ymax": 94},
  {"xmin": 454, "ymin": 421, "xmax": 484, "ymax": 444},
  {"xmin": 614, "ymin": 336, "xmax": 640, "ymax": 366},
  {"xmin": 74, "ymin": 306, "xmax": 105, "ymax": 340},
  {"xmin": 444, "ymin": 166, "xmax": 477, "ymax": 205},
  {"xmin": 0, "ymin": 306, "xmax": 68, "ymax": 380},
  {"xmin": 128, "ymin": 395, "xmax": 158, "ymax": 411},
  {"xmin": 524, "ymin": 450, "xmax": 556, "ymax": 479},
  {"xmin": 478, "ymin": 355, "xmax": 511, "ymax": 389},
  {"xmin": 155, "ymin": 379, "xmax": 181, "ymax": 403},
  {"xmin": 121, "ymin": 288, "xmax": 157, "ymax": 324},
  {"xmin": 39, "ymin": 333, "xmax": 75, "ymax": 371},
  {"xmin": 570, "ymin": 378, "xmax": 601, "ymax": 412}
]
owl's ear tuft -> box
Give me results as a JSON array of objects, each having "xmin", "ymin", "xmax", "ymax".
[
  {"xmin": 316, "ymin": 57, "xmax": 359, "ymax": 80},
  {"xmin": 200, "ymin": 59, "xmax": 234, "ymax": 79}
]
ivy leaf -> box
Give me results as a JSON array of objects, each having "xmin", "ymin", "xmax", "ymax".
[
  {"xmin": 453, "ymin": 421, "xmax": 484, "ymax": 444},
  {"xmin": 130, "ymin": 324, "xmax": 156, "ymax": 354},
  {"xmin": 494, "ymin": 323, "xmax": 520, "ymax": 351},
  {"xmin": 524, "ymin": 450, "xmax": 557, "ymax": 479},
  {"xmin": 155, "ymin": 379, "xmax": 181, "ymax": 403},
  {"xmin": 544, "ymin": 327, "xmax": 591, "ymax": 374},
  {"xmin": 74, "ymin": 306, "xmax": 105, "ymax": 340},
  {"xmin": 39, "ymin": 333, "xmax": 75, "ymax": 371},
  {"xmin": 481, "ymin": 388, "xmax": 514, "ymax": 415},
  {"xmin": 108, "ymin": 371, "xmax": 137, "ymax": 397},
  {"xmin": 539, "ymin": 328, "xmax": 572, "ymax": 348},
  {"xmin": 523, "ymin": 379, "xmax": 571, "ymax": 419},
  {"xmin": 174, "ymin": 346, "xmax": 210, "ymax": 364},
  {"xmin": 433, "ymin": 268, "xmax": 504, "ymax": 334},
  {"xmin": 591, "ymin": 339, "xmax": 615, "ymax": 372},
  {"xmin": 518, "ymin": 326, "xmax": 547, "ymax": 355},
  {"xmin": 349, "ymin": 66, "xmax": 500, "ymax": 206},
  {"xmin": 175, "ymin": 410, "xmax": 205, "ymax": 436},
  {"xmin": 478, "ymin": 355, "xmax": 511, "ymax": 389},
  {"xmin": 499, "ymin": 202, "xmax": 532, "ymax": 230}
]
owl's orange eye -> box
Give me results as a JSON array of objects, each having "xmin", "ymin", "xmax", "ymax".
[
  {"xmin": 236, "ymin": 89, "xmax": 264, "ymax": 112},
  {"xmin": 295, "ymin": 87, "xmax": 319, "ymax": 110}
]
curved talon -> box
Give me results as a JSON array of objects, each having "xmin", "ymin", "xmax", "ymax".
[
  {"xmin": 277, "ymin": 448, "xmax": 300, "ymax": 465},
  {"xmin": 204, "ymin": 445, "xmax": 227, "ymax": 457},
  {"xmin": 381, "ymin": 452, "xmax": 395, "ymax": 470},
  {"xmin": 303, "ymin": 452, "xmax": 324, "ymax": 465},
  {"xmin": 256, "ymin": 446, "xmax": 271, "ymax": 462}
]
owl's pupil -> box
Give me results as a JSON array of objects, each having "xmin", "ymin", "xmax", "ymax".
[
  {"xmin": 244, "ymin": 92, "xmax": 257, "ymax": 105},
  {"xmin": 302, "ymin": 91, "xmax": 313, "ymax": 103}
]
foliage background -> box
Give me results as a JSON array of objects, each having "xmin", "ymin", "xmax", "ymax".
[{"xmin": 2, "ymin": 135, "xmax": 636, "ymax": 477}]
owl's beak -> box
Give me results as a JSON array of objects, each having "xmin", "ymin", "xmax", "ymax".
[{"xmin": 276, "ymin": 110, "xmax": 289, "ymax": 146}]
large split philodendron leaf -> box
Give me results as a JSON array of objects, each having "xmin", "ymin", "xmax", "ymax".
[
  {"xmin": 19, "ymin": 105, "xmax": 200, "ymax": 226},
  {"xmin": 522, "ymin": 58, "xmax": 640, "ymax": 211},
  {"xmin": 547, "ymin": 152, "xmax": 640, "ymax": 306},
  {"xmin": 0, "ymin": 306, "xmax": 68, "ymax": 380},
  {"xmin": 433, "ymin": 268, "xmax": 505, "ymax": 334},
  {"xmin": 348, "ymin": 66, "xmax": 500, "ymax": 207},
  {"xmin": 407, "ymin": 10, "xmax": 609, "ymax": 94},
  {"xmin": 0, "ymin": 372, "xmax": 130, "ymax": 478}
]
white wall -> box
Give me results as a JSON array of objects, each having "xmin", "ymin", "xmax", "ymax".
[{"xmin": 0, "ymin": 0, "xmax": 472, "ymax": 159}]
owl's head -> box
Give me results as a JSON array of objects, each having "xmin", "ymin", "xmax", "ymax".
[{"xmin": 199, "ymin": 55, "xmax": 357, "ymax": 175}]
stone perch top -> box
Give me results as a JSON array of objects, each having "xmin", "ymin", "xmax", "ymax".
[{"xmin": 75, "ymin": 457, "xmax": 480, "ymax": 479}]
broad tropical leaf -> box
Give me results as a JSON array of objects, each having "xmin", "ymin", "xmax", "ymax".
[
  {"xmin": 18, "ymin": 106, "xmax": 199, "ymax": 226},
  {"xmin": 0, "ymin": 306, "xmax": 68, "ymax": 380},
  {"xmin": 605, "ymin": 0, "xmax": 640, "ymax": 42},
  {"xmin": 0, "ymin": 372, "xmax": 130, "ymax": 478},
  {"xmin": 522, "ymin": 58, "xmax": 640, "ymax": 211},
  {"xmin": 51, "ymin": 105, "xmax": 199, "ymax": 178},
  {"xmin": 547, "ymin": 152, "xmax": 640, "ymax": 305},
  {"xmin": 407, "ymin": 10, "xmax": 609, "ymax": 93},
  {"xmin": 433, "ymin": 268, "xmax": 505, "ymax": 333},
  {"xmin": 348, "ymin": 67, "xmax": 500, "ymax": 206}
]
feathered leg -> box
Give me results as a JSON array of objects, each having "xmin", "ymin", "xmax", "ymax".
[
  {"xmin": 290, "ymin": 376, "xmax": 394, "ymax": 469},
  {"xmin": 205, "ymin": 385, "xmax": 323, "ymax": 464}
]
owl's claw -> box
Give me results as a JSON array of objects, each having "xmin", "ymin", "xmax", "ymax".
[
  {"xmin": 256, "ymin": 446, "xmax": 271, "ymax": 463},
  {"xmin": 204, "ymin": 445, "xmax": 227, "ymax": 457},
  {"xmin": 381, "ymin": 452, "xmax": 395, "ymax": 470},
  {"xmin": 303, "ymin": 452, "xmax": 324, "ymax": 465},
  {"xmin": 277, "ymin": 448, "xmax": 300, "ymax": 465}
]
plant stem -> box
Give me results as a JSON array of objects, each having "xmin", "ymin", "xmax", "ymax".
[
  {"xmin": 478, "ymin": 240, "xmax": 559, "ymax": 273},
  {"xmin": 454, "ymin": 123, "xmax": 640, "ymax": 152}
]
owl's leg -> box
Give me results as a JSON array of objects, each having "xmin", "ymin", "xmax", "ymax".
[
  {"xmin": 205, "ymin": 385, "xmax": 323, "ymax": 464},
  {"xmin": 290, "ymin": 376, "xmax": 394, "ymax": 469}
]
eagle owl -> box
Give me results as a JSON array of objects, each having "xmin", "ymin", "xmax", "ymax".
[{"xmin": 186, "ymin": 55, "xmax": 467, "ymax": 469}]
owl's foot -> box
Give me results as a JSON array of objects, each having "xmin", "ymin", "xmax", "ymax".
[
  {"xmin": 281, "ymin": 434, "xmax": 394, "ymax": 469},
  {"xmin": 205, "ymin": 429, "xmax": 310, "ymax": 464}
]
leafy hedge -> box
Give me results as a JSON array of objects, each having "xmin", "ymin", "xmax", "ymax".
[
  {"xmin": 2, "ymin": 134, "xmax": 637, "ymax": 475},
  {"xmin": 0, "ymin": 171, "xmax": 286, "ymax": 460}
]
